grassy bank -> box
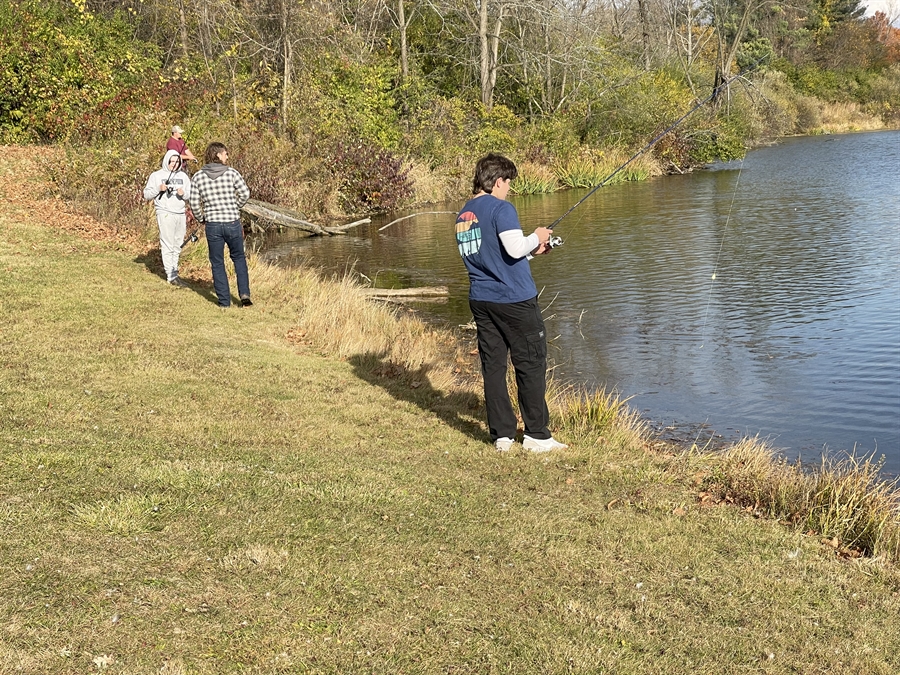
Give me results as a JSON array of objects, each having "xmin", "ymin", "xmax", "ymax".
[{"xmin": 2, "ymin": 147, "xmax": 900, "ymax": 674}]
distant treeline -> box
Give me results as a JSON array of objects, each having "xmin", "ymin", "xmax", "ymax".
[{"xmin": 2, "ymin": 0, "xmax": 899, "ymax": 222}]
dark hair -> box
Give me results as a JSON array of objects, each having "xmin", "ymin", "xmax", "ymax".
[
  {"xmin": 204, "ymin": 142, "xmax": 228, "ymax": 165},
  {"xmin": 472, "ymin": 153, "xmax": 518, "ymax": 194}
]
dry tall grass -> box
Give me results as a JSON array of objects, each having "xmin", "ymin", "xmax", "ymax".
[
  {"xmin": 405, "ymin": 157, "xmax": 464, "ymax": 204},
  {"xmin": 240, "ymin": 257, "xmax": 467, "ymax": 395},
  {"xmin": 818, "ymin": 101, "xmax": 886, "ymax": 133},
  {"xmin": 549, "ymin": 382, "xmax": 646, "ymax": 450},
  {"xmin": 707, "ymin": 438, "xmax": 900, "ymax": 560}
]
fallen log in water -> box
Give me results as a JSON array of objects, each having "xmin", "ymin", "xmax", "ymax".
[
  {"xmin": 359, "ymin": 286, "xmax": 449, "ymax": 297},
  {"xmin": 329, "ymin": 218, "xmax": 371, "ymax": 232},
  {"xmin": 378, "ymin": 211, "xmax": 457, "ymax": 232},
  {"xmin": 241, "ymin": 199, "xmax": 370, "ymax": 236}
]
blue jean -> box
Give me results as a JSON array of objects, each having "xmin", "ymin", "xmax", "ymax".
[{"xmin": 205, "ymin": 220, "xmax": 250, "ymax": 307}]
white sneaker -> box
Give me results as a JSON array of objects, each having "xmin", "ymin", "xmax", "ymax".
[
  {"xmin": 522, "ymin": 435, "xmax": 568, "ymax": 453},
  {"xmin": 494, "ymin": 437, "xmax": 514, "ymax": 452}
]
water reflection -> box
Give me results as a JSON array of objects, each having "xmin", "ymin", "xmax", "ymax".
[{"xmin": 259, "ymin": 131, "xmax": 900, "ymax": 471}]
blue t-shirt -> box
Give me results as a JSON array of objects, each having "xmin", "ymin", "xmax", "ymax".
[{"xmin": 455, "ymin": 194, "xmax": 538, "ymax": 304}]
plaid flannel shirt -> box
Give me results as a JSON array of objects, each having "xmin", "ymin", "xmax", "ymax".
[{"xmin": 191, "ymin": 166, "xmax": 250, "ymax": 223}]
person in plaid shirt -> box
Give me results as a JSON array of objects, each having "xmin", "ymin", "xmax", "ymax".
[{"xmin": 191, "ymin": 142, "xmax": 253, "ymax": 307}]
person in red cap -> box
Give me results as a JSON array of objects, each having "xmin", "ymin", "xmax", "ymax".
[{"xmin": 166, "ymin": 125, "xmax": 197, "ymax": 164}]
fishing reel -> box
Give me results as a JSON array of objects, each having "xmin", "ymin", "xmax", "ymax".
[
  {"xmin": 180, "ymin": 230, "xmax": 200, "ymax": 250},
  {"xmin": 548, "ymin": 235, "xmax": 563, "ymax": 248}
]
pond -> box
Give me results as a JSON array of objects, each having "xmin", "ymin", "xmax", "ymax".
[{"xmin": 258, "ymin": 130, "xmax": 900, "ymax": 473}]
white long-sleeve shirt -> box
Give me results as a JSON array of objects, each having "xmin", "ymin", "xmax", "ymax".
[{"xmin": 499, "ymin": 229, "xmax": 540, "ymax": 258}]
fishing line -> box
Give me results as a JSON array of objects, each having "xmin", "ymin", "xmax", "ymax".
[
  {"xmin": 535, "ymin": 60, "xmax": 767, "ymax": 351},
  {"xmin": 698, "ymin": 158, "xmax": 744, "ymax": 349}
]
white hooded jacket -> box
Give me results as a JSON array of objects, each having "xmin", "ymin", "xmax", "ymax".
[{"xmin": 143, "ymin": 149, "xmax": 191, "ymax": 215}]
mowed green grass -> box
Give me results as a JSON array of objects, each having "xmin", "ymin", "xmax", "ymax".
[{"xmin": 1, "ymin": 183, "xmax": 899, "ymax": 673}]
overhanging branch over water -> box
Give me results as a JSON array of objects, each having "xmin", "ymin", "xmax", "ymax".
[{"xmin": 241, "ymin": 199, "xmax": 369, "ymax": 236}]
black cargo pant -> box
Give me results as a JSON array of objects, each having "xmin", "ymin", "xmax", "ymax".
[{"xmin": 470, "ymin": 296, "xmax": 551, "ymax": 442}]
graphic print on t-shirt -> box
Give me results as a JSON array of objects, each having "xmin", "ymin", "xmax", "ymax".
[{"xmin": 456, "ymin": 211, "xmax": 481, "ymax": 257}]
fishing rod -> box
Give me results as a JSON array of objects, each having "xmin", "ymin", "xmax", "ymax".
[
  {"xmin": 173, "ymin": 93, "xmax": 216, "ymax": 247},
  {"xmin": 156, "ymin": 153, "xmax": 187, "ymax": 204},
  {"xmin": 183, "ymin": 113, "xmax": 202, "ymax": 153},
  {"xmin": 180, "ymin": 208, "xmax": 201, "ymax": 249},
  {"xmin": 179, "ymin": 104, "xmax": 208, "ymax": 168},
  {"xmin": 545, "ymin": 63, "xmax": 766, "ymax": 245},
  {"xmin": 159, "ymin": 116, "xmax": 201, "ymax": 189},
  {"xmin": 160, "ymin": 89, "xmax": 213, "ymax": 189}
]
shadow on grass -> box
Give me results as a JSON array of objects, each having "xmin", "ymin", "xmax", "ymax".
[
  {"xmin": 133, "ymin": 249, "xmax": 220, "ymax": 306},
  {"xmin": 348, "ymin": 351, "xmax": 488, "ymax": 444},
  {"xmin": 134, "ymin": 248, "xmax": 167, "ymax": 281}
]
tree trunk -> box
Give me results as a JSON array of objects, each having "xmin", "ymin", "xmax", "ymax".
[
  {"xmin": 713, "ymin": 0, "xmax": 759, "ymax": 104},
  {"xmin": 543, "ymin": 0, "xmax": 552, "ymax": 112},
  {"xmin": 488, "ymin": 5, "xmax": 503, "ymax": 107},
  {"xmin": 398, "ymin": 0, "xmax": 409, "ymax": 80},
  {"xmin": 230, "ymin": 65, "xmax": 238, "ymax": 120},
  {"xmin": 240, "ymin": 199, "xmax": 369, "ymax": 236},
  {"xmin": 638, "ymin": 0, "xmax": 652, "ymax": 69},
  {"xmin": 360, "ymin": 286, "xmax": 449, "ymax": 297},
  {"xmin": 477, "ymin": 0, "xmax": 505, "ymax": 109},
  {"xmin": 479, "ymin": 0, "xmax": 492, "ymax": 107},
  {"xmin": 281, "ymin": 0, "xmax": 292, "ymax": 130},
  {"xmin": 178, "ymin": 0, "xmax": 190, "ymax": 61}
]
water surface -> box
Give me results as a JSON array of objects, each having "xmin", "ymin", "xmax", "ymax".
[{"xmin": 261, "ymin": 131, "xmax": 900, "ymax": 471}]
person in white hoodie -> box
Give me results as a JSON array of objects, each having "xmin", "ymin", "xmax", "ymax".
[{"xmin": 143, "ymin": 149, "xmax": 191, "ymax": 287}]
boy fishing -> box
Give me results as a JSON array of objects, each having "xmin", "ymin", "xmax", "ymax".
[{"xmin": 456, "ymin": 153, "xmax": 567, "ymax": 453}]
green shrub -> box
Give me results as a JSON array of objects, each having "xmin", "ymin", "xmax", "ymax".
[
  {"xmin": 577, "ymin": 67, "xmax": 695, "ymax": 148},
  {"xmin": 752, "ymin": 71, "xmax": 804, "ymax": 138},
  {"xmin": 686, "ymin": 109, "xmax": 750, "ymax": 164},
  {"xmin": 0, "ymin": 0, "xmax": 159, "ymax": 143},
  {"xmin": 520, "ymin": 116, "xmax": 581, "ymax": 165},
  {"xmin": 228, "ymin": 130, "xmax": 306, "ymax": 207},
  {"xmin": 403, "ymin": 94, "xmax": 473, "ymax": 168},
  {"xmin": 302, "ymin": 54, "xmax": 401, "ymax": 151},
  {"xmin": 864, "ymin": 64, "xmax": 900, "ymax": 123},
  {"xmin": 471, "ymin": 104, "xmax": 520, "ymax": 156},
  {"xmin": 403, "ymin": 95, "xmax": 526, "ymax": 168}
]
